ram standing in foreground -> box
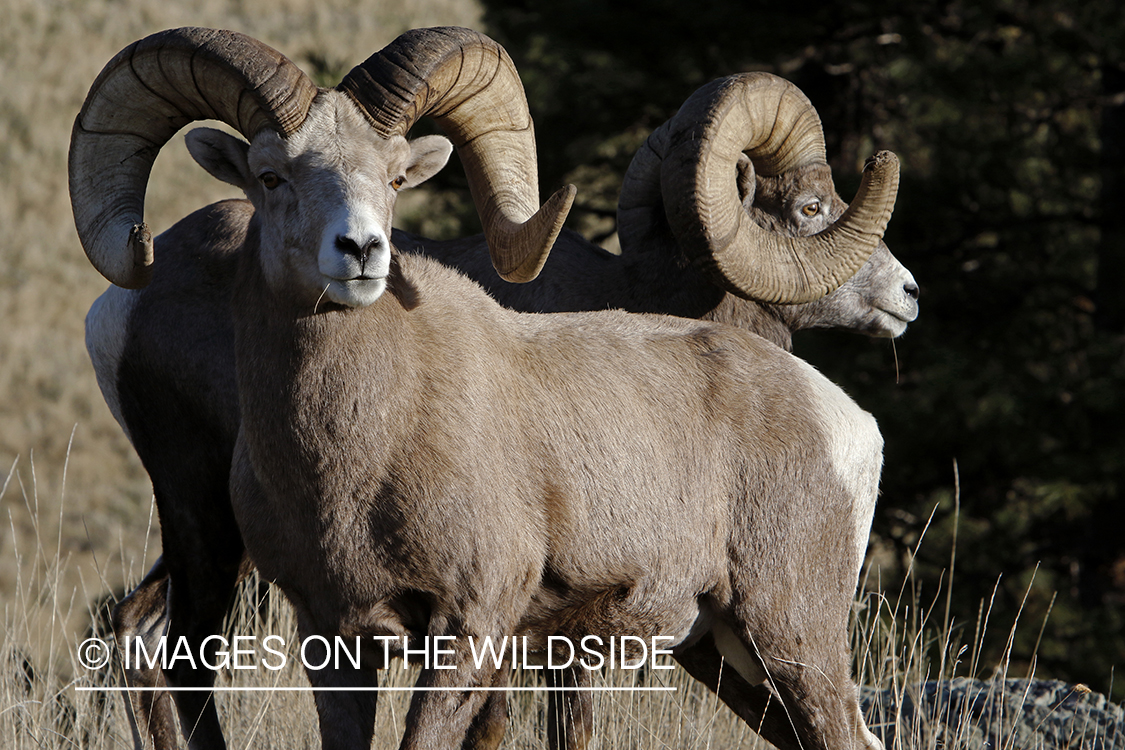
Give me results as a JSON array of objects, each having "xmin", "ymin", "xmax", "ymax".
[{"xmin": 73, "ymin": 26, "xmax": 906, "ymax": 750}]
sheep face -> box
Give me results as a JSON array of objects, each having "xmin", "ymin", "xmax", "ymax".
[
  {"xmin": 820, "ymin": 242, "xmax": 919, "ymax": 337},
  {"xmin": 186, "ymin": 92, "xmax": 453, "ymax": 309},
  {"xmin": 741, "ymin": 161, "xmax": 919, "ymax": 337},
  {"xmin": 738, "ymin": 160, "xmax": 843, "ymax": 237}
]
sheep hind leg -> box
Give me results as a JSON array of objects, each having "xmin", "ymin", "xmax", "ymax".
[
  {"xmin": 673, "ymin": 633, "xmax": 806, "ymax": 750},
  {"xmin": 712, "ymin": 611, "xmax": 881, "ymax": 750},
  {"xmin": 546, "ymin": 667, "xmax": 595, "ymax": 750},
  {"xmin": 460, "ymin": 671, "xmax": 509, "ymax": 750},
  {"xmin": 112, "ymin": 558, "xmax": 179, "ymax": 750},
  {"xmin": 760, "ymin": 657, "xmax": 883, "ymax": 750}
]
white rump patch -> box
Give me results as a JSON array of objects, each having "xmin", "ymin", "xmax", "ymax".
[
  {"xmin": 792, "ymin": 358, "xmax": 884, "ymax": 574},
  {"xmin": 85, "ymin": 286, "xmax": 138, "ymax": 442}
]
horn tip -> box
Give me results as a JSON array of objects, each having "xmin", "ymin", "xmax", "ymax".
[
  {"xmin": 495, "ymin": 184, "xmax": 577, "ymax": 284},
  {"xmin": 864, "ymin": 150, "xmax": 900, "ymax": 174},
  {"xmin": 117, "ymin": 222, "xmax": 154, "ymax": 288},
  {"xmin": 535, "ymin": 182, "xmax": 577, "ymax": 251},
  {"xmin": 550, "ymin": 183, "xmax": 578, "ymax": 223}
]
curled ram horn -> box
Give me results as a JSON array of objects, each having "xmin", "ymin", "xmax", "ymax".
[
  {"xmin": 338, "ymin": 26, "xmax": 575, "ymax": 283},
  {"xmin": 70, "ymin": 26, "xmax": 572, "ymax": 289},
  {"xmin": 68, "ymin": 27, "xmax": 318, "ymax": 288},
  {"xmin": 621, "ymin": 72, "xmax": 899, "ymax": 305}
]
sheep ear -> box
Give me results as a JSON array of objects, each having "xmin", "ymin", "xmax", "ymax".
[
  {"xmin": 401, "ymin": 135, "xmax": 453, "ymax": 189},
  {"xmin": 185, "ymin": 128, "xmax": 254, "ymax": 191}
]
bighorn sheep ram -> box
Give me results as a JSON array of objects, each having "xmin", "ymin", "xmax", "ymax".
[
  {"xmin": 412, "ymin": 72, "xmax": 919, "ymax": 347},
  {"xmin": 74, "ymin": 27, "xmax": 907, "ymax": 750}
]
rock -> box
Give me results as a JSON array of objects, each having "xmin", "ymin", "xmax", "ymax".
[{"xmin": 861, "ymin": 678, "xmax": 1124, "ymax": 749}]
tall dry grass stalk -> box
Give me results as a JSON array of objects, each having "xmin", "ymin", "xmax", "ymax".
[{"xmin": 849, "ymin": 463, "xmax": 1115, "ymax": 750}]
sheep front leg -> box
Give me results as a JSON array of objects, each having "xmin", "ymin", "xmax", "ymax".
[
  {"xmin": 299, "ymin": 630, "xmax": 380, "ymax": 750},
  {"xmin": 162, "ymin": 543, "xmax": 243, "ymax": 750},
  {"xmin": 546, "ymin": 667, "xmax": 595, "ymax": 750},
  {"xmin": 398, "ymin": 639, "xmax": 505, "ymax": 750},
  {"xmin": 460, "ymin": 673, "xmax": 509, "ymax": 750},
  {"xmin": 229, "ymin": 443, "xmax": 380, "ymax": 749}
]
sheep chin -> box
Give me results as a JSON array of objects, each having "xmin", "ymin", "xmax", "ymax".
[{"xmin": 319, "ymin": 276, "xmax": 389, "ymax": 310}]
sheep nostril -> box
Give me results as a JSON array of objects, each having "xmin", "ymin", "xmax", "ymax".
[
  {"xmin": 335, "ymin": 235, "xmax": 362, "ymax": 258},
  {"xmin": 335, "ymin": 235, "xmax": 386, "ymax": 274},
  {"xmin": 904, "ymin": 280, "xmax": 920, "ymax": 300},
  {"xmin": 360, "ymin": 236, "xmax": 384, "ymax": 260}
]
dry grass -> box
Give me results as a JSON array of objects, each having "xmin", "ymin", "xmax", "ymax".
[
  {"xmin": 0, "ymin": 444, "xmax": 776, "ymax": 749},
  {"xmin": 5, "ymin": 447, "xmax": 1102, "ymax": 749}
]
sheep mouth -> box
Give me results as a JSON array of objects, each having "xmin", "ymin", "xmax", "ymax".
[
  {"xmin": 323, "ymin": 272, "xmax": 388, "ymax": 284},
  {"xmin": 868, "ymin": 306, "xmax": 916, "ymax": 338},
  {"xmin": 875, "ymin": 297, "xmax": 919, "ymax": 324},
  {"xmin": 880, "ymin": 307, "xmax": 917, "ymax": 324},
  {"xmin": 318, "ymin": 275, "xmax": 390, "ymax": 309}
]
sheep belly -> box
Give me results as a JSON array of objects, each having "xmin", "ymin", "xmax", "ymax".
[{"xmin": 517, "ymin": 576, "xmax": 713, "ymax": 658}]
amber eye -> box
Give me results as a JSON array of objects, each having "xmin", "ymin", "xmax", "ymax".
[
  {"xmin": 801, "ymin": 201, "xmax": 821, "ymax": 217},
  {"xmin": 259, "ymin": 171, "xmax": 283, "ymax": 190},
  {"xmin": 391, "ymin": 175, "xmax": 407, "ymax": 191}
]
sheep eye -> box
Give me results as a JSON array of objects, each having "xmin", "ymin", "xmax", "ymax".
[
  {"xmin": 801, "ymin": 201, "xmax": 820, "ymax": 217},
  {"xmin": 391, "ymin": 176, "xmax": 407, "ymax": 191},
  {"xmin": 259, "ymin": 171, "xmax": 283, "ymax": 190}
]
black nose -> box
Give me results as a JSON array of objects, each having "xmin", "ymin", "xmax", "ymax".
[
  {"xmin": 904, "ymin": 280, "xmax": 920, "ymax": 300},
  {"xmin": 335, "ymin": 235, "xmax": 382, "ymax": 264}
]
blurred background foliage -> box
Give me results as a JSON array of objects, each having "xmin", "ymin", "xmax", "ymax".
[{"xmin": 418, "ymin": 0, "xmax": 1125, "ymax": 698}]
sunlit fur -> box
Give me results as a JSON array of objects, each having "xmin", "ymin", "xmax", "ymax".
[
  {"xmin": 229, "ymin": 234, "xmax": 887, "ymax": 750},
  {"xmin": 89, "ymin": 100, "xmax": 891, "ymax": 750}
]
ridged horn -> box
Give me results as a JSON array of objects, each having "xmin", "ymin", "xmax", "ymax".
[
  {"xmin": 623, "ymin": 73, "xmax": 899, "ymax": 305},
  {"xmin": 338, "ymin": 26, "xmax": 575, "ymax": 283},
  {"xmin": 69, "ymin": 27, "xmax": 318, "ymax": 288}
]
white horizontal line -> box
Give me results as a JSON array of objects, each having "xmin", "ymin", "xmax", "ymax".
[{"xmin": 76, "ymin": 686, "xmax": 676, "ymax": 693}]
